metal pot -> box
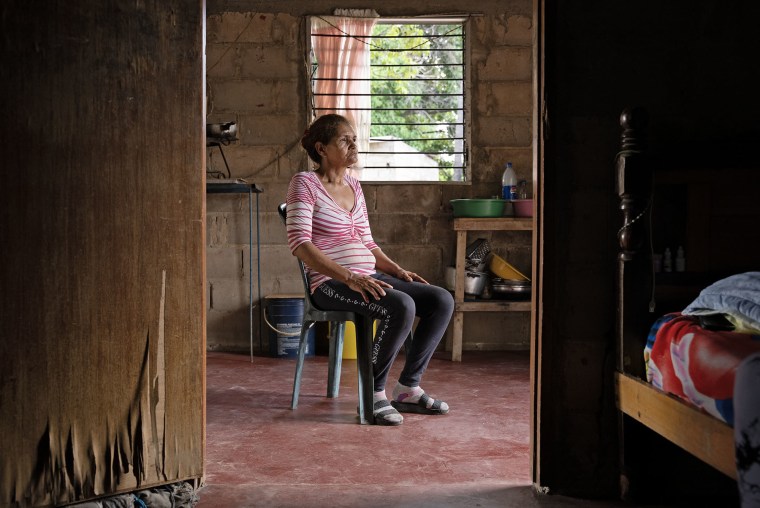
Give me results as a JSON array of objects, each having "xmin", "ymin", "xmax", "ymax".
[
  {"xmin": 464, "ymin": 270, "xmax": 488, "ymax": 296},
  {"xmin": 491, "ymin": 278, "xmax": 532, "ymax": 298}
]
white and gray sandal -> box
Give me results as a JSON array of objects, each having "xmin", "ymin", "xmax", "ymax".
[
  {"xmin": 391, "ymin": 393, "xmax": 449, "ymax": 415},
  {"xmin": 373, "ymin": 399, "xmax": 404, "ymax": 426}
]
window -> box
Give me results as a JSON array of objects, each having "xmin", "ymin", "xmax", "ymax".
[{"xmin": 309, "ymin": 15, "xmax": 468, "ymax": 182}]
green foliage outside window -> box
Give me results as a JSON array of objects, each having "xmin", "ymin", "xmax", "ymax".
[{"xmin": 370, "ymin": 24, "xmax": 464, "ymax": 181}]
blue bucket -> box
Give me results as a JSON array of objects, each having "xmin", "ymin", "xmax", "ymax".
[{"xmin": 265, "ymin": 296, "xmax": 314, "ymax": 358}]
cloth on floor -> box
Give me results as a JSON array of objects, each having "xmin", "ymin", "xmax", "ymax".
[{"xmin": 68, "ymin": 481, "xmax": 199, "ymax": 508}]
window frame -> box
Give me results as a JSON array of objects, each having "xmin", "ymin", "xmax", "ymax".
[{"xmin": 306, "ymin": 15, "xmax": 472, "ymax": 184}]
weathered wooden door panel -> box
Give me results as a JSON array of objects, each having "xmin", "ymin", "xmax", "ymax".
[{"xmin": 0, "ymin": 1, "xmax": 206, "ymax": 505}]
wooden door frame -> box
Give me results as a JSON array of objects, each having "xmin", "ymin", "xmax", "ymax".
[{"xmin": 529, "ymin": 0, "xmax": 545, "ymax": 490}]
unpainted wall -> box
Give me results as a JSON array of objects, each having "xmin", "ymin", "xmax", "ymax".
[{"xmin": 205, "ymin": 1, "xmax": 535, "ymax": 354}]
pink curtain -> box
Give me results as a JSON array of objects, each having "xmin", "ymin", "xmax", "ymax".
[{"xmin": 311, "ymin": 14, "xmax": 377, "ymax": 175}]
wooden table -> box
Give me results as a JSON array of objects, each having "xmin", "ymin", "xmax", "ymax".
[{"xmin": 451, "ymin": 217, "xmax": 533, "ymax": 361}]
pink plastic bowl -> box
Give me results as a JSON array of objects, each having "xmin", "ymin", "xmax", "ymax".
[{"xmin": 512, "ymin": 199, "xmax": 533, "ymax": 218}]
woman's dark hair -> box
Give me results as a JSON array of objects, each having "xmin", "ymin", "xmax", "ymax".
[{"xmin": 301, "ymin": 114, "xmax": 352, "ymax": 164}]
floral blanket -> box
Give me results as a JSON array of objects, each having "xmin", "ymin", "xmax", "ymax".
[{"xmin": 645, "ymin": 313, "xmax": 760, "ymax": 426}]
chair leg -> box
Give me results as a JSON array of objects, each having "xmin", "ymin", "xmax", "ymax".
[
  {"xmin": 355, "ymin": 316, "xmax": 375, "ymax": 425},
  {"xmin": 327, "ymin": 321, "xmax": 345, "ymax": 398},
  {"xmin": 291, "ymin": 322, "xmax": 314, "ymax": 410}
]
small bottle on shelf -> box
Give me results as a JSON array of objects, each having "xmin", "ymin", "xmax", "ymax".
[
  {"xmin": 663, "ymin": 248, "xmax": 673, "ymax": 273},
  {"xmin": 518, "ymin": 180, "xmax": 528, "ymax": 199},
  {"xmin": 675, "ymin": 246, "xmax": 686, "ymax": 272},
  {"xmin": 501, "ymin": 162, "xmax": 517, "ymax": 201}
]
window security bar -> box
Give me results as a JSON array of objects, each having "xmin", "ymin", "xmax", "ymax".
[
  {"xmin": 314, "ymin": 93, "xmax": 462, "ymax": 97},
  {"xmin": 370, "ymin": 137, "xmax": 465, "ymax": 142},
  {"xmin": 315, "ymin": 76, "xmax": 461, "ymax": 79},
  {"xmin": 312, "ymin": 33, "xmax": 463, "ymax": 39},
  {"xmin": 370, "ymin": 122, "xmax": 465, "ymax": 126},
  {"xmin": 362, "ymin": 170, "xmax": 465, "ymax": 173},
  {"xmin": 361, "ymin": 152, "xmax": 466, "ymax": 156},
  {"xmin": 314, "ymin": 108, "xmax": 461, "ymax": 113}
]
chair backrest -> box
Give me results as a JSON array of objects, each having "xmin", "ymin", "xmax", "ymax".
[{"xmin": 278, "ymin": 203, "xmax": 314, "ymax": 305}]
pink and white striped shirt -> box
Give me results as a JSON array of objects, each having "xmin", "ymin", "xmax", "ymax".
[{"xmin": 286, "ymin": 171, "xmax": 378, "ymax": 293}]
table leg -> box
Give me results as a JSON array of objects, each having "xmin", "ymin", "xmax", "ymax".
[
  {"xmin": 452, "ymin": 230, "xmax": 467, "ymax": 361},
  {"xmin": 256, "ymin": 192, "xmax": 262, "ymax": 358},
  {"xmin": 248, "ymin": 188, "xmax": 253, "ymax": 362}
]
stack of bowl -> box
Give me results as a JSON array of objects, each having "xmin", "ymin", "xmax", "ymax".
[{"xmin": 488, "ymin": 254, "xmax": 531, "ymax": 299}]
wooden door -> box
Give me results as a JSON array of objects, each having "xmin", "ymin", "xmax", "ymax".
[{"xmin": 0, "ymin": 1, "xmax": 206, "ymax": 505}]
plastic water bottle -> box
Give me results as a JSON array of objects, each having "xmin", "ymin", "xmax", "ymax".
[
  {"xmin": 675, "ymin": 246, "xmax": 686, "ymax": 272},
  {"xmin": 501, "ymin": 162, "xmax": 517, "ymax": 200}
]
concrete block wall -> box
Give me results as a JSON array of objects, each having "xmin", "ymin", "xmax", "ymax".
[{"xmin": 205, "ymin": 2, "xmax": 534, "ymax": 353}]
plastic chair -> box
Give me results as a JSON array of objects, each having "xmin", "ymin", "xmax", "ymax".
[{"xmin": 278, "ymin": 203, "xmax": 376, "ymax": 425}]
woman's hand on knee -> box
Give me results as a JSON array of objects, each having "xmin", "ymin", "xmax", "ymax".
[
  {"xmin": 397, "ymin": 268, "xmax": 428, "ymax": 285},
  {"xmin": 347, "ymin": 273, "xmax": 392, "ymax": 302}
]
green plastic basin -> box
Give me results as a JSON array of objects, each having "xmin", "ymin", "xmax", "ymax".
[{"xmin": 450, "ymin": 199, "xmax": 506, "ymax": 218}]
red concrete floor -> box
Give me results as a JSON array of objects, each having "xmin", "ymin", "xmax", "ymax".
[{"xmin": 196, "ymin": 350, "xmax": 633, "ymax": 508}]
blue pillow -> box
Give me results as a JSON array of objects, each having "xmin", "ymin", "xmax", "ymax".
[{"xmin": 682, "ymin": 272, "xmax": 760, "ymax": 334}]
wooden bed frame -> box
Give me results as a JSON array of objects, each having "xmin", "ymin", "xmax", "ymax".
[{"xmin": 614, "ymin": 107, "xmax": 736, "ymax": 486}]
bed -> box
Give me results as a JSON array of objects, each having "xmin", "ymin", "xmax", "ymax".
[{"xmin": 613, "ymin": 107, "xmax": 760, "ymax": 497}]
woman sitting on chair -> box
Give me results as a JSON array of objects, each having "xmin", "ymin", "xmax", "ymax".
[{"xmin": 286, "ymin": 113, "xmax": 455, "ymax": 426}]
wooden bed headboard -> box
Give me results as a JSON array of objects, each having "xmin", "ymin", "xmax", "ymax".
[
  {"xmin": 615, "ymin": 106, "xmax": 760, "ymax": 377},
  {"xmin": 615, "ymin": 106, "xmax": 654, "ymax": 379}
]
